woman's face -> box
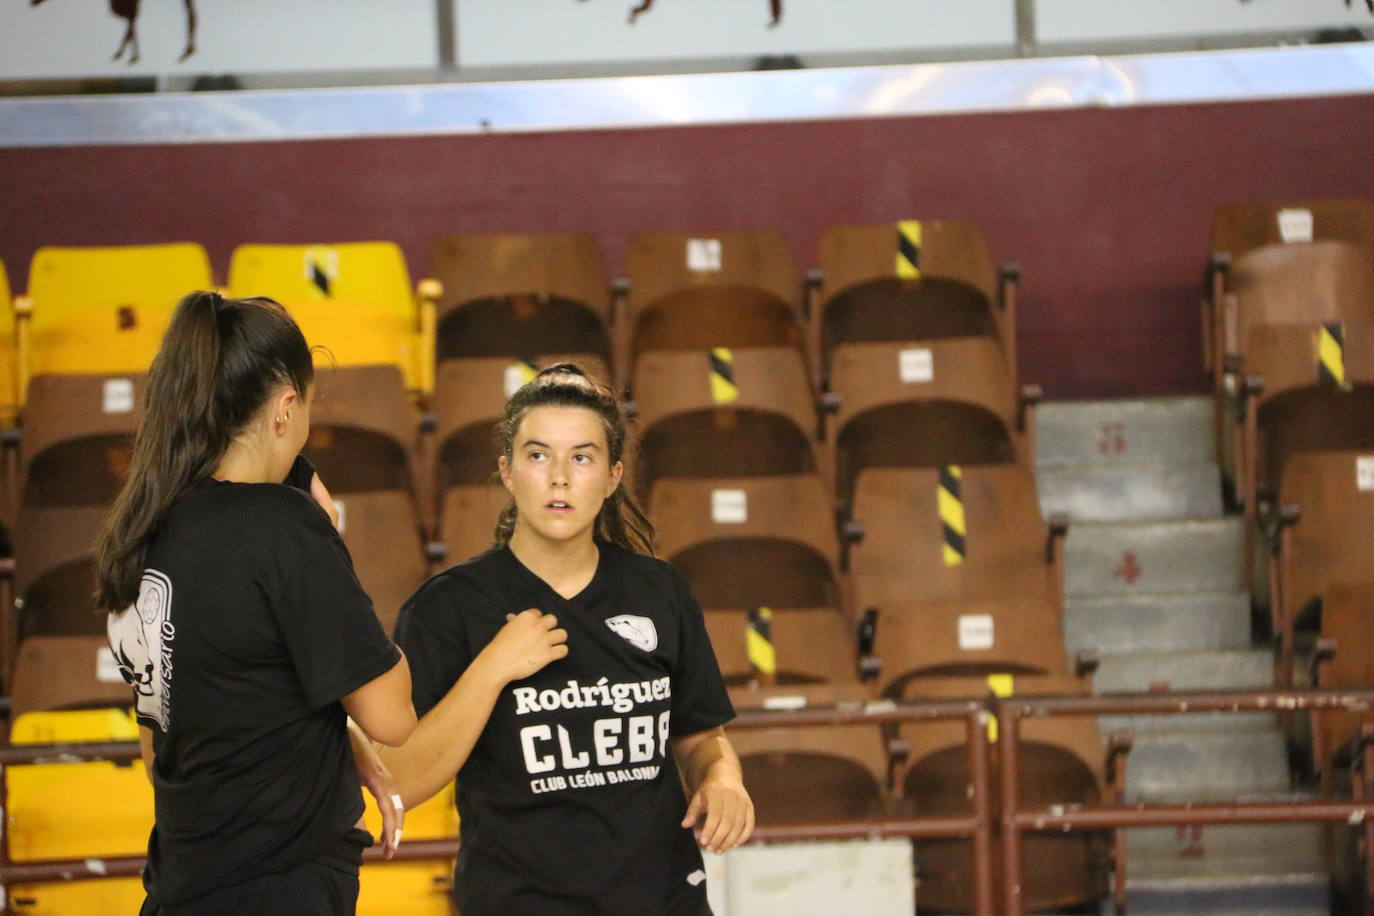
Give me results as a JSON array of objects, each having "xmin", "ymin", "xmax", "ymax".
[{"xmin": 500, "ymin": 405, "xmax": 623, "ymax": 548}]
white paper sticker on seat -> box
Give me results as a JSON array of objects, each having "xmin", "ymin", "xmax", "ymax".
[
  {"xmin": 711, "ymin": 489, "xmax": 747, "ymax": 524},
  {"xmin": 1357, "ymin": 456, "xmax": 1374, "ymax": 492},
  {"xmin": 763, "ymin": 695, "xmax": 808, "ymax": 711},
  {"xmin": 958, "ymin": 614, "xmax": 994, "ymax": 650},
  {"xmin": 96, "ymin": 647, "xmax": 123, "ymax": 683},
  {"xmin": 504, "ymin": 364, "xmax": 526, "ymax": 397},
  {"xmin": 103, "ymin": 378, "xmax": 134, "ymax": 414},
  {"xmin": 1277, "ymin": 208, "xmax": 1314, "ymax": 244},
  {"xmin": 687, "ymin": 238, "xmax": 722, "ymax": 272},
  {"xmin": 899, "ymin": 348, "xmax": 933, "ymax": 383},
  {"xmin": 333, "ymin": 499, "xmax": 347, "ymax": 534}
]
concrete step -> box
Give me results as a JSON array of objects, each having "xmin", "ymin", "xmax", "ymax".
[
  {"xmin": 1124, "ymin": 873, "xmax": 1330, "ymax": 916},
  {"xmin": 1064, "ymin": 591, "xmax": 1251, "ymax": 656},
  {"xmin": 1036, "ymin": 396, "xmax": 1216, "ymax": 467},
  {"xmin": 1094, "ymin": 649, "xmax": 1275, "ymax": 734},
  {"xmin": 1065, "ymin": 518, "xmax": 1245, "ymax": 598},
  {"xmin": 1039, "ymin": 462, "xmax": 1224, "ymax": 523},
  {"xmin": 1124, "ymin": 728, "xmax": 1290, "ymax": 803},
  {"xmin": 1126, "ymin": 823, "xmax": 1326, "ymax": 882}
]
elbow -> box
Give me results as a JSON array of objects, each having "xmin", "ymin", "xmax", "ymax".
[{"xmin": 370, "ymin": 706, "xmax": 418, "ymax": 748}]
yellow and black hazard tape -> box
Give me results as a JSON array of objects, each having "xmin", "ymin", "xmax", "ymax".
[
  {"xmin": 985, "ymin": 673, "xmax": 1013, "ymax": 742},
  {"xmin": 517, "ymin": 357, "xmax": 539, "ymax": 387},
  {"xmin": 747, "ymin": 606, "xmax": 776, "ymax": 678},
  {"xmin": 938, "ymin": 465, "xmax": 966, "ymax": 567},
  {"xmin": 305, "ymin": 248, "xmax": 333, "ymax": 298},
  {"xmin": 1318, "ymin": 321, "xmax": 1346, "ymax": 387},
  {"xmin": 896, "ymin": 220, "xmax": 922, "ymax": 280},
  {"xmin": 709, "ymin": 347, "xmax": 738, "ymax": 404}
]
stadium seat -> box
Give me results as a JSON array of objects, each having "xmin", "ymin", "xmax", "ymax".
[
  {"xmin": 14, "ymin": 374, "xmax": 145, "ymax": 640},
  {"xmin": 726, "ymin": 682, "xmax": 890, "ymax": 824},
  {"xmin": 812, "ymin": 220, "xmax": 1014, "ymax": 382},
  {"xmin": 1272, "ymin": 450, "xmax": 1374, "ymax": 683},
  {"xmin": 0, "ymin": 257, "xmax": 18, "ymax": 428},
  {"xmin": 10, "ymin": 635, "xmax": 131, "ymax": 719},
  {"xmin": 17, "ymin": 243, "xmax": 211, "ymax": 394},
  {"xmin": 305, "ymin": 366, "xmax": 427, "ymax": 635},
  {"xmin": 893, "ymin": 675, "xmax": 1110, "ymax": 914},
  {"xmin": 1208, "ymin": 198, "xmax": 1374, "ymax": 379},
  {"xmin": 425, "ymin": 232, "xmax": 612, "ymax": 372},
  {"xmin": 1308, "ymin": 581, "xmax": 1374, "ymax": 785},
  {"xmin": 704, "ymin": 606, "xmax": 857, "ymax": 687},
  {"xmin": 1221, "ymin": 241, "xmax": 1374, "ymax": 523},
  {"xmin": 430, "ymin": 355, "xmax": 611, "ymax": 566},
  {"xmin": 228, "ymin": 242, "xmax": 430, "ymax": 393},
  {"xmin": 630, "ymin": 346, "xmax": 821, "ymax": 499},
  {"xmin": 621, "ymin": 229, "xmax": 803, "ymax": 388}
]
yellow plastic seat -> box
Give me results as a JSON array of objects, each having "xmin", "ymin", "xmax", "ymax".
[
  {"xmin": 0, "ymin": 258, "xmax": 17, "ymax": 426},
  {"xmin": 228, "ymin": 243, "xmax": 429, "ymax": 393},
  {"xmin": 20, "ymin": 243, "xmax": 211, "ymax": 391},
  {"xmin": 357, "ymin": 781, "xmax": 458, "ymax": 915}
]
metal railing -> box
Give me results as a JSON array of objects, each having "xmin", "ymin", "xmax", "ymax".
[{"xmin": 4, "ymin": 688, "xmax": 1374, "ymax": 916}]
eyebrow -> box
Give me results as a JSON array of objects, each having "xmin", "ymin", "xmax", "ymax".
[{"xmin": 521, "ymin": 439, "xmax": 602, "ymax": 450}]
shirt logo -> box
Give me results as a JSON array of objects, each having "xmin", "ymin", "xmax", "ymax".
[
  {"xmin": 605, "ymin": 614, "xmax": 658, "ymax": 653},
  {"xmin": 687, "ymin": 869, "xmax": 707, "ymax": 886},
  {"xmin": 107, "ymin": 569, "xmax": 175, "ymax": 730}
]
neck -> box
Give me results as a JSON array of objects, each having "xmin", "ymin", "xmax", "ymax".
[
  {"xmin": 213, "ymin": 439, "xmax": 275, "ymax": 484},
  {"xmin": 507, "ymin": 525, "xmax": 600, "ymax": 599}
]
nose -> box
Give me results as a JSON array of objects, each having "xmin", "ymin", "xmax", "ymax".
[{"xmin": 549, "ymin": 458, "xmax": 571, "ymax": 487}]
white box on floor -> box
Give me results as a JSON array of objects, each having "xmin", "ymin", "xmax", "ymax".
[{"xmin": 704, "ymin": 838, "xmax": 913, "ymax": 915}]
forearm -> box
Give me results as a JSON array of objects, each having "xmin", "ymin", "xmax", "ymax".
[
  {"xmin": 674, "ymin": 728, "xmax": 742, "ymax": 795},
  {"xmin": 379, "ymin": 658, "xmax": 508, "ymax": 808}
]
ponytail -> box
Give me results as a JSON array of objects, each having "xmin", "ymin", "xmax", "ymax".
[
  {"xmin": 494, "ymin": 364, "xmax": 655, "ymax": 555},
  {"xmin": 94, "ymin": 291, "xmax": 314, "ymax": 611}
]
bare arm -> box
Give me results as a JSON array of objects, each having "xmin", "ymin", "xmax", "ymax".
[
  {"xmin": 342, "ymin": 651, "xmax": 417, "ymax": 747},
  {"xmin": 380, "ymin": 609, "xmax": 567, "ymax": 808},
  {"xmin": 671, "ymin": 726, "xmax": 754, "ymax": 854},
  {"xmin": 138, "ymin": 724, "xmax": 155, "ymax": 784}
]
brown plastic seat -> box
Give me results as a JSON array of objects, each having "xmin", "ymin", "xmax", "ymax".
[
  {"xmin": 814, "ymin": 220, "xmax": 1011, "ymax": 382},
  {"xmin": 622, "ymin": 229, "xmax": 803, "ymax": 386},
  {"xmin": 848, "ymin": 464, "xmax": 1063, "ymax": 614},
  {"xmin": 631, "ymin": 346, "xmax": 820, "ymax": 499},
  {"xmin": 894, "ymin": 674, "xmax": 1108, "ymax": 914},
  {"xmin": 726, "ymin": 682, "xmax": 889, "ymax": 825},
  {"xmin": 1309, "ymin": 581, "xmax": 1374, "ymax": 776},
  {"xmin": 827, "ymin": 338, "xmax": 1023, "ymax": 503},
  {"xmin": 426, "ymin": 233, "xmax": 611, "ymax": 367},
  {"xmin": 1206, "ymin": 198, "xmax": 1374, "ymax": 382},
  {"xmin": 705, "ymin": 607, "xmax": 856, "ymax": 687},
  {"xmin": 304, "ymin": 366, "xmax": 426, "ymax": 634},
  {"xmin": 1273, "ymin": 451, "xmax": 1374, "ymax": 671},
  {"xmin": 11, "ymin": 636, "xmax": 131, "ymax": 719}
]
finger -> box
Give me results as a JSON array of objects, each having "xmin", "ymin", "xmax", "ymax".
[
  {"xmin": 377, "ymin": 789, "xmax": 399, "ymax": 859},
  {"xmin": 740, "ymin": 799, "xmax": 756, "ymax": 845},
  {"xmin": 680, "ymin": 791, "xmax": 705, "ymax": 829},
  {"xmin": 390, "ymin": 793, "xmax": 405, "ymax": 856},
  {"xmin": 540, "ymin": 613, "xmax": 559, "ymax": 630},
  {"xmin": 505, "ymin": 613, "xmax": 516, "ymax": 622},
  {"xmin": 548, "ymin": 644, "xmax": 570, "ymax": 661},
  {"xmin": 705, "ymin": 796, "xmax": 735, "ymax": 853},
  {"xmin": 548, "ymin": 628, "xmax": 569, "ymax": 645},
  {"xmin": 699, "ymin": 793, "xmax": 724, "ymax": 850},
  {"xmin": 521, "ymin": 607, "xmax": 543, "ymax": 619},
  {"xmin": 719, "ymin": 799, "xmax": 750, "ymax": 852}
]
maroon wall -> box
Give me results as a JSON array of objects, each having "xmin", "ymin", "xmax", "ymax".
[{"xmin": 2, "ymin": 93, "xmax": 1373, "ymax": 398}]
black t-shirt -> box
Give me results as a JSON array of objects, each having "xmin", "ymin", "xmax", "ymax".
[
  {"xmin": 394, "ymin": 542, "xmax": 735, "ymax": 916},
  {"xmin": 106, "ymin": 479, "xmax": 401, "ymax": 906}
]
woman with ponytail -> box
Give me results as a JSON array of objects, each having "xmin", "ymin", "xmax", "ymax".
[
  {"xmin": 385, "ymin": 364, "xmax": 752, "ymax": 916},
  {"xmin": 96, "ymin": 291, "xmax": 416, "ymax": 915}
]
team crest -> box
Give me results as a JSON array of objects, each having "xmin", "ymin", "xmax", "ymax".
[
  {"xmin": 605, "ymin": 614, "xmax": 658, "ymax": 652},
  {"xmin": 107, "ymin": 569, "xmax": 175, "ymax": 730}
]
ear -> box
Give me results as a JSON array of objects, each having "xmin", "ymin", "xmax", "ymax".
[
  {"xmin": 498, "ymin": 454, "xmax": 514, "ymax": 494},
  {"xmin": 272, "ymin": 387, "xmax": 299, "ymax": 434},
  {"xmin": 606, "ymin": 460, "xmax": 624, "ymax": 497}
]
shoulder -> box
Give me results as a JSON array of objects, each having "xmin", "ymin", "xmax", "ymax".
[
  {"xmin": 177, "ymin": 481, "xmax": 335, "ymax": 545},
  {"xmin": 604, "ymin": 543, "xmax": 690, "ymax": 601},
  {"xmin": 402, "ymin": 546, "xmax": 511, "ymax": 619}
]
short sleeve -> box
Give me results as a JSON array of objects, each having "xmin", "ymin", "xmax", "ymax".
[
  {"xmin": 393, "ymin": 575, "xmax": 473, "ymax": 719},
  {"xmin": 272, "ymin": 493, "xmax": 401, "ymax": 710},
  {"xmin": 667, "ymin": 567, "xmax": 735, "ymax": 736}
]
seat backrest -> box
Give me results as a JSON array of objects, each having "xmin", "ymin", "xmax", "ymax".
[
  {"xmin": 20, "ymin": 374, "xmax": 144, "ymax": 484},
  {"xmin": 624, "ymin": 229, "xmax": 801, "ymax": 356},
  {"xmin": 304, "ymin": 364, "xmax": 417, "ymax": 496},
  {"xmin": 1280, "ymin": 450, "xmax": 1374, "ymax": 616},
  {"xmin": 817, "ymin": 220, "xmax": 999, "ymax": 369},
  {"xmin": 428, "ymin": 230, "xmax": 609, "ymax": 330},
  {"xmin": 705, "ymin": 606, "xmax": 856, "ymax": 685},
  {"xmin": 24, "ymin": 244, "xmax": 211, "ymax": 384},
  {"xmin": 330, "ymin": 490, "xmax": 427, "ymax": 635},
  {"xmin": 850, "ymin": 464, "xmax": 1050, "ymax": 608},
  {"xmin": 871, "ymin": 597, "xmax": 1068, "ymax": 698},
  {"xmin": 228, "ymin": 242, "xmax": 424, "ymax": 390},
  {"xmin": 1213, "ymin": 198, "xmax": 1374, "ymax": 264},
  {"xmin": 1233, "ymin": 240, "xmax": 1374, "ymax": 339},
  {"xmin": 1314, "ymin": 581, "xmax": 1374, "ymax": 763},
  {"xmin": 11, "ymin": 635, "xmax": 132, "ymax": 719}
]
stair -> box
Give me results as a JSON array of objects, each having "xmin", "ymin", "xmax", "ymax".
[{"xmin": 1035, "ymin": 396, "xmax": 1328, "ymax": 915}]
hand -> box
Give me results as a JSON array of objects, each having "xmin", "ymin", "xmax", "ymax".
[
  {"xmin": 680, "ymin": 762, "xmax": 755, "ymax": 855},
  {"xmin": 476, "ymin": 609, "xmax": 569, "ymax": 684},
  {"xmin": 347, "ymin": 720, "xmax": 405, "ymax": 859},
  {"xmin": 310, "ymin": 472, "xmax": 340, "ymax": 529}
]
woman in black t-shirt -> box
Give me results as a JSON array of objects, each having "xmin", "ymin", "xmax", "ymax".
[
  {"xmin": 94, "ymin": 291, "xmax": 417, "ymax": 915},
  {"xmin": 387, "ymin": 364, "xmax": 754, "ymax": 916}
]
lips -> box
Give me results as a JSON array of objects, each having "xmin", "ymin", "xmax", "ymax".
[{"xmin": 546, "ymin": 500, "xmax": 573, "ymax": 514}]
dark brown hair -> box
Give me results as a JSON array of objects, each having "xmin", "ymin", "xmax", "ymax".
[
  {"xmin": 94, "ymin": 291, "xmax": 314, "ymax": 610},
  {"xmin": 495, "ymin": 363, "xmax": 655, "ymax": 555}
]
